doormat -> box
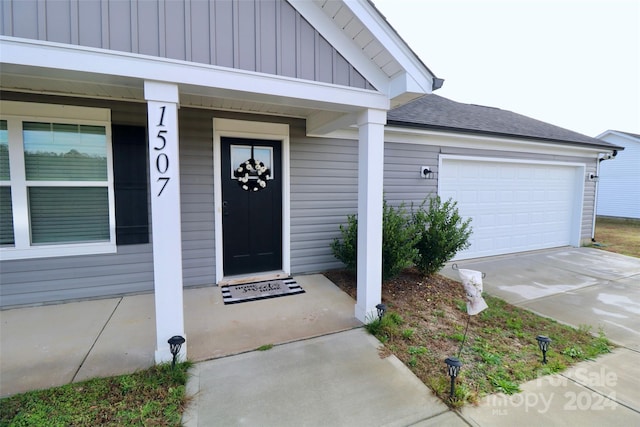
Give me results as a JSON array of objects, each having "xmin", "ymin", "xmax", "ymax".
[{"xmin": 221, "ymin": 277, "xmax": 305, "ymax": 305}]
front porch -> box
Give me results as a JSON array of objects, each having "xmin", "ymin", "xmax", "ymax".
[{"xmin": 0, "ymin": 274, "xmax": 360, "ymax": 398}]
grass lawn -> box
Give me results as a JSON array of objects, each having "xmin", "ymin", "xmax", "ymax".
[
  {"xmin": 0, "ymin": 362, "xmax": 191, "ymax": 426},
  {"xmin": 325, "ymin": 269, "xmax": 613, "ymax": 408},
  {"xmin": 593, "ymin": 216, "xmax": 640, "ymax": 258}
]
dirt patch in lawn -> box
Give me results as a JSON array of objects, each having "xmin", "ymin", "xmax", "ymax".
[
  {"xmin": 593, "ymin": 217, "xmax": 640, "ymax": 258},
  {"xmin": 325, "ymin": 268, "xmax": 613, "ymax": 407}
]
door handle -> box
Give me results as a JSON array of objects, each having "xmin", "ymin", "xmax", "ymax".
[{"xmin": 222, "ymin": 201, "xmax": 229, "ymax": 216}]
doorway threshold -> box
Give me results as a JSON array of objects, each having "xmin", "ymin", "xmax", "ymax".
[{"xmin": 218, "ymin": 271, "xmax": 289, "ymax": 287}]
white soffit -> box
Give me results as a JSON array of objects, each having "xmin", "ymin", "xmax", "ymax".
[{"xmin": 290, "ymin": 0, "xmax": 434, "ymax": 103}]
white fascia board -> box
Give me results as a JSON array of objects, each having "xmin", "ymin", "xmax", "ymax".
[
  {"xmin": 596, "ymin": 129, "xmax": 639, "ymax": 144},
  {"xmin": 595, "ymin": 130, "xmax": 615, "ymax": 139},
  {"xmin": 342, "ymin": 0, "xmax": 434, "ymax": 94},
  {"xmin": 384, "ymin": 127, "xmax": 608, "ymax": 157},
  {"xmin": 388, "ymin": 72, "xmax": 426, "ymax": 106},
  {"xmin": 287, "ymin": 0, "xmax": 390, "ymax": 93},
  {"xmin": 317, "ymin": 125, "xmax": 610, "ymax": 158},
  {"xmin": 0, "ymin": 37, "xmax": 388, "ymax": 113}
]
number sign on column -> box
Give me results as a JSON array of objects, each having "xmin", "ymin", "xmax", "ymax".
[{"xmin": 155, "ymin": 105, "xmax": 170, "ymax": 197}]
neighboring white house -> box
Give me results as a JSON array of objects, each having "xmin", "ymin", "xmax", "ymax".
[{"xmin": 596, "ymin": 130, "xmax": 640, "ymax": 219}]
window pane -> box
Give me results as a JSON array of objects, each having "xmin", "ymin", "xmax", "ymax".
[
  {"xmin": 0, "ymin": 186, "xmax": 14, "ymax": 245},
  {"xmin": 230, "ymin": 145, "xmax": 251, "ymax": 179},
  {"xmin": 230, "ymin": 145, "xmax": 273, "ymax": 179},
  {"xmin": 29, "ymin": 187, "xmax": 109, "ymax": 244},
  {"xmin": 23, "ymin": 122, "xmax": 108, "ymax": 181},
  {"xmin": 0, "ymin": 120, "xmax": 8, "ymax": 180},
  {"xmin": 253, "ymin": 147, "xmax": 272, "ymax": 171}
]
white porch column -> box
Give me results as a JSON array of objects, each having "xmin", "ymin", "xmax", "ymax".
[
  {"xmin": 144, "ymin": 81, "xmax": 186, "ymax": 363},
  {"xmin": 355, "ymin": 108, "xmax": 387, "ymax": 322}
]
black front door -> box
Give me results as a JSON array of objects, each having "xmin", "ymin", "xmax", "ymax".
[{"xmin": 221, "ymin": 137, "xmax": 282, "ymax": 276}]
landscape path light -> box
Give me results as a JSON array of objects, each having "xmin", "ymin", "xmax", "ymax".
[
  {"xmin": 168, "ymin": 335, "xmax": 185, "ymax": 369},
  {"xmin": 536, "ymin": 335, "xmax": 552, "ymax": 364},
  {"xmin": 376, "ymin": 303, "xmax": 387, "ymax": 321},
  {"xmin": 444, "ymin": 356, "xmax": 463, "ymax": 398}
]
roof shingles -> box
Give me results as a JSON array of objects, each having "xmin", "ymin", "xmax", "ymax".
[{"xmin": 388, "ymin": 94, "xmax": 623, "ymax": 150}]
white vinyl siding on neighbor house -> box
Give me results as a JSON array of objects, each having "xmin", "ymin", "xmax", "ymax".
[
  {"xmin": 0, "ymin": 101, "xmax": 115, "ymax": 260},
  {"xmin": 439, "ymin": 156, "xmax": 585, "ymax": 259},
  {"xmin": 597, "ymin": 133, "xmax": 640, "ymax": 219}
]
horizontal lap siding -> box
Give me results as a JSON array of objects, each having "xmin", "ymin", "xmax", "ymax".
[
  {"xmin": 0, "ymin": 245, "xmax": 153, "ymax": 307},
  {"xmin": 178, "ymin": 108, "xmax": 215, "ymax": 287},
  {"xmin": 0, "ymin": 0, "xmax": 371, "ymax": 89},
  {"xmin": 0, "ymin": 93, "xmax": 154, "ymax": 307},
  {"xmin": 597, "ymin": 136, "xmax": 640, "ymax": 219},
  {"xmin": 290, "ymin": 130, "xmax": 358, "ymax": 274},
  {"xmin": 384, "ymin": 142, "xmax": 438, "ymax": 208}
]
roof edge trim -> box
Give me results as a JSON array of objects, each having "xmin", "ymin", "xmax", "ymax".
[{"xmin": 387, "ymin": 120, "xmax": 625, "ymax": 151}]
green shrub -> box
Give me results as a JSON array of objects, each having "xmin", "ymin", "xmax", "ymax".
[
  {"xmin": 330, "ymin": 213, "xmax": 358, "ymax": 273},
  {"xmin": 381, "ymin": 201, "xmax": 419, "ymax": 280},
  {"xmin": 412, "ymin": 196, "xmax": 472, "ymax": 276},
  {"xmin": 331, "ymin": 200, "xmax": 419, "ymax": 280}
]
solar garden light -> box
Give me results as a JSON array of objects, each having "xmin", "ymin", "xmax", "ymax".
[
  {"xmin": 536, "ymin": 335, "xmax": 552, "ymax": 364},
  {"xmin": 444, "ymin": 356, "xmax": 463, "ymax": 398},
  {"xmin": 168, "ymin": 335, "xmax": 185, "ymax": 369},
  {"xmin": 376, "ymin": 303, "xmax": 387, "ymax": 321}
]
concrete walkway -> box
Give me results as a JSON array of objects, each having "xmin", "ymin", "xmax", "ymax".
[
  {"xmin": 2, "ymin": 247, "xmax": 639, "ymax": 426},
  {"xmin": 0, "ymin": 274, "xmax": 361, "ymax": 397},
  {"xmin": 182, "ymin": 329, "xmax": 466, "ymax": 427}
]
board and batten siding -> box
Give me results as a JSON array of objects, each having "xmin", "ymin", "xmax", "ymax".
[{"xmin": 0, "ymin": 0, "xmax": 372, "ymax": 90}]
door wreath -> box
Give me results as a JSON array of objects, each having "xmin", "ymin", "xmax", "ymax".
[{"xmin": 234, "ymin": 158, "xmax": 271, "ymax": 192}]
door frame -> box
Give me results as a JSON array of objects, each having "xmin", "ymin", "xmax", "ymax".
[{"xmin": 213, "ymin": 118, "xmax": 290, "ymax": 282}]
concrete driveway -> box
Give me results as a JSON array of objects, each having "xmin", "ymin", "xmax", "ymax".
[
  {"xmin": 440, "ymin": 247, "xmax": 640, "ymax": 427},
  {"xmin": 440, "ymin": 247, "xmax": 640, "ymax": 351}
]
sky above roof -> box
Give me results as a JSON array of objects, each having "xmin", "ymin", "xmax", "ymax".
[{"xmin": 373, "ymin": 0, "xmax": 640, "ymax": 138}]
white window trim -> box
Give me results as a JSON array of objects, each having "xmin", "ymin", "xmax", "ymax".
[
  {"xmin": 0, "ymin": 101, "xmax": 116, "ymax": 260},
  {"xmin": 212, "ymin": 118, "xmax": 290, "ymax": 282}
]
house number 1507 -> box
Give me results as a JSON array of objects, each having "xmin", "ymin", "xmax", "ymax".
[{"xmin": 155, "ymin": 106, "xmax": 170, "ymax": 197}]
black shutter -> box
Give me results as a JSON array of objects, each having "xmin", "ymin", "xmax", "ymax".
[{"xmin": 112, "ymin": 125, "xmax": 149, "ymax": 245}]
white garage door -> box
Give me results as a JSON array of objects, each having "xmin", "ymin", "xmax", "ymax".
[{"xmin": 439, "ymin": 157, "xmax": 583, "ymax": 260}]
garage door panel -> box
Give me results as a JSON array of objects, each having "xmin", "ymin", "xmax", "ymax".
[{"xmin": 440, "ymin": 158, "xmax": 581, "ymax": 259}]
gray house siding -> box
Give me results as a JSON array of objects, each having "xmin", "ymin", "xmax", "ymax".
[
  {"xmin": 0, "ymin": 92, "xmax": 599, "ymax": 307},
  {"xmin": 289, "ymin": 127, "xmax": 358, "ymax": 274},
  {"xmin": 384, "ymin": 142, "xmax": 438, "ymax": 208},
  {"xmin": 0, "ymin": 93, "xmax": 362, "ymax": 306},
  {"xmin": 0, "ymin": 245, "xmax": 154, "ymax": 307},
  {"xmin": 0, "ymin": 0, "xmax": 373, "ymax": 90},
  {"xmin": 178, "ymin": 108, "xmax": 216, "ymax": 287}
]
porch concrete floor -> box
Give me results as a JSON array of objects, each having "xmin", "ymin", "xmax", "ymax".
[{"xmin": 0, "ymin": 274, "xmax": 361, "ymax": 398}]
